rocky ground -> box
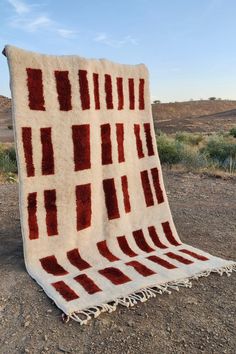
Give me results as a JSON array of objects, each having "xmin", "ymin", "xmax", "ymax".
[{"xmin": 0, "ymin": 170, "xmax": 235, "ymax": 354}]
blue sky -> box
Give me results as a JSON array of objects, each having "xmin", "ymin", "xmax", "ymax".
[{"xmin": 0, "ymin": 0, "xmax": 236, "ymax": 102}]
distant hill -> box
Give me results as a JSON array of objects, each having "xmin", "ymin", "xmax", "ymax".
[
  {"xmin": 0, "ymin": 95, "xmax": 12, "ymax": 143},
  {"xmin": 153, "ymin": 100, "xmax": 236, "ymax": 133},
  {"xmin": 1, "ymin": 96, "xmax": 236, "ymax": 142}
]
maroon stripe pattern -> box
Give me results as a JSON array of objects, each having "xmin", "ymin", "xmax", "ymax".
[
  {"xmin": 151, "ymin": 168, "xmax": 164, "ymax": 204},
  {"xmin": 116, "ymin": 123, "xmax": 125, "ymax": 163},
  {"xmin": 103, "ymin": 178, "xmax": 120, "ymax": 220},
  {"xmin": 93, "ymin": 73, "xmax": 100, "ymax": 110},
  {"xmin": 78, "ymin": 70, "xmax": 90, "ymax": 110},
  {"xmin": 121, "ymin": 175, "xmax": 131, "ymax": 213},
  {"xmin": 139, "ymin": 78, "xmax": 145, "ymax": 110},
  {"xmin": 72, "ymin": 125, "xmax": 91, "ymax": 171},
  {"xmin": 40, "ymin": 127, "xmax": 55, "ymax": 175},
  {"xmin": 67, "ymin": 248, "xmax": 91, "ymax": 270},
  {"xmin": 133, "ymin": 229, "xmax": 154, "ymax": 253},
  {"xmin": 97, "ymin": 240, "xmax": 119, "ymax": 262},
  {"xmin": 99, "ymin": 267, "xmax": 131, "ymax": 285},
  {"xmin": 44, "ymin": 189, "xmax": 58, "ymax": 236},
  {"xmin": 134, "ymin": 124, "xmax": 144, "ymax": 158},
  {"xmin": 179, "ymin": 249, "xmax": 209, "ymax": 261},
  {"xmin": 40, "ymin": 255, "xmax": 68, "ymax": 276},
  {"xmin": 75, "ymin": 183, "xmax": 92, "ymax": 231},
  {"xmin": 162, "ymin": 221, "xmax": 181, "ymax": 246},
  {"xmin": 144, "ymin": 123, "xmax": 154, "ymax": 156},
  {"xmin": 148, "ymin": 226, "xmax": 167, "ymax": 249},
  {"xmin": 140, "ymin": 170, "xmax": 154, "ymax": 207},
  {"xmin": 165, "ymin": 252, "xmax": 193, "ymax": 265},
  {"xmin": 22, "ymin": 127, "xmax": 35, "ymax": 177},
  {"xmin": 117, "ymin": 236, "xmax": 137, "ymax": 257},
  {"xmin": 52, "ymin": 281, "xmax": 79, "ymax": 301},
  {"xmin": 74, "ymin": 274, "xmax": 101, "ymax": 294},
  {"xmin": 128, "ymin": 78, "xmax": 135, "ymax": 110},
  {"xmin": 147, "ymin": 255, "xmax": 177, "ymax": 269},
  {"xmin": 101, "ymin": 123, "xmax": 112, "ymax": 165},
  {"xmin": 104, "ymin": 74, "xmax": 113, "ymax": 109},
  {"xmin": 126, "ymin": 260, "xmax": 155, "ymax": 277},
  {"xmin": 27, "ymin": 192, "xmax": 39, "ymax": 240},
  {"xmin": 117, "ymin": 77, "xmax": 124, "ymax": 110},
  {"xmin": 26, "ymin": 68, "xmax": 45, "ymax": 111},
  {"xmin": 54, "ymin": 70, "xmax": 72, "ymax": 111}
]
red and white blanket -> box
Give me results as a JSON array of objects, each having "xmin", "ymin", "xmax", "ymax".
[{"xmin": 5, "ymin": 45, "xmax": 235, "ymax": 324}]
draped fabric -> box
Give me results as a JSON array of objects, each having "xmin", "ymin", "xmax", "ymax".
[{"xmin": 5, "ymin": 45, "xmax": 235, "ymax": 324}]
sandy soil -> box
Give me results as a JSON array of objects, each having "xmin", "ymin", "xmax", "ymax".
[{"xmin": 0, "ymin": 170, "xmax": 235, "ymax": 354}]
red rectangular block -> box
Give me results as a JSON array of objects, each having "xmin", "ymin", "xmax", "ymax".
[
  {"xmin": 139, "ymin": 78, "xmax": 145, "ymax": 110},
  {"xmin": 44, "ymin": 189, "xmax": 58, "ymax": 236},
  {"xmin": 116, "ymin": 123, "xmax": 125, "ymax": 163},
  {"xmin": 162, "ymin": 221, "xmax": 181, "ymax": 246},
  {"xmin": 140, "ymin": 170, "xmax": 154, "ymax": 207},
  {"xmin": 27, "ymin": 192, "xmax": 39, "ymax": 240},
  {"xmin": 93, "ymin": 73, "xmax": 100, "ymax": 110},
  {"xmin": 74, "ymin": 274, "xmax": 101, "ymax": 295},
  {"xmin": 144, "ymin": 123, "xmax": 154, "ymax": 156},
  {"xmin": 103, "ymin": 178, "xmax": 120, "ymax": 220},
  {"xmin": 22, "ymin": 127, "xmax": 35, "ymax": 177},
  {"xmin": 78, "ymin": 70, "xmax": 90, "ymax": 110},
  {"xmin": 52, "ymin": 281, "xmax": 79, "ymax": 301},
  {"xmin": 116, "ymin": 77, "xmax": 124, "ymax": 110},
  {"xmin": 121, "ymin": 175, "xmax": 131, "ymax": 213},
  {"xmin": 99, "ymin": 267, "xmax": 131, "ymax": 285},
  {"xmin": 104, "ymin": 74, "xmax": 113, "ymax": 109},
  {"xmin": 101, "ymin": 123, "xmax": 112, "ymax": 165},
  {"xmin": 54, "ymin": 70, "xmax": 72, "ymax": 111},
  {"xmin": 40, "ymin": 127, "xmax": 55, "ymax": 175},
  {"xmin": 72, "ymin": 124, "xmax": 91, "ymax": 171},
  {"xmin": 26, "ymin": 68, "xmax": 45, "ymax": 111},
  {"xmin": 134, "ymin": 124, "xmax": 144, "ymax": 159},
  {"xmin": 76, "ymin": 184, "xmax": 92, "ymax": 231},
  {"xmin": 151, "ymin": 168, "xmax": 164, "ymax": 204},
  {"xmin": 128, "ymin": 78, "xmax": 135, "ymax": 110}
]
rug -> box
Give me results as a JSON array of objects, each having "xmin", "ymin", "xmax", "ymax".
[{"xmin": 4, "ymin": 45, "xmax": 235, "ymax": 325}]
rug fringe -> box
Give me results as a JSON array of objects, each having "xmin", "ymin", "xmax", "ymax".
[{"xmin": 62, "ymin": 263, "xmax": 236, "ymax": 325}]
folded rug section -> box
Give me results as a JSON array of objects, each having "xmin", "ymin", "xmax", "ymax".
[{"xmin": 5, "ymin": 45, "xmax": 235, "ymax": 324}]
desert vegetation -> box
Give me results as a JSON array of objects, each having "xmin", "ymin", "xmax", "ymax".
[
  {"xmin": 0, "ymin": 128, "xmax": 235, "ymax": 183},
  {"xmin": 156, "ymin": 129, "xmax": 236, "ymax": 175},
  {"xmin": 0, "ymin": 143, "xmax": 17, "ymax": 182}
]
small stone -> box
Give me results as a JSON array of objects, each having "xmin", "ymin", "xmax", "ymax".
[
  {"xmin": 47, "ymin": 309, "xmax": 52, "ymax": 313},
  {"xmin": 127, "ymin": 320, "xmax": 135, "ymax": 327},
  {"xmin": 24, "ymin": 320, "xmax": 30, "ymax": 327}
]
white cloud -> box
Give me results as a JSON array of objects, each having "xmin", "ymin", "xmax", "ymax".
[
  {"xmin": 7, "ymin": 0, "xmax": 30, "ymax": 14},
  {"xmin": 57, "ymin": 28, "xmax": 78, "ymax": 39},
  {"xmin": 11, "ymin": 15, "xmax": 54, "ymax": 32},
  {"xmin": 7, "ymin": 0, "xmax": 78, "ymax": 38},
  {"xmin": 94, "ymin": 33, "xmax": 138, "ymax": 48}
]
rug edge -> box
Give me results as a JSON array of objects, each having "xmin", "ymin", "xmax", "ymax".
[{"xmin": 64, "ymin": 261, "xmax": 236, "ymax": 325}]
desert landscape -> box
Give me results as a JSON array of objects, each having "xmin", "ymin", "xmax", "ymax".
[{"xmin": 0, "ymin": 96, "xmax": 235, "ymax": 353}]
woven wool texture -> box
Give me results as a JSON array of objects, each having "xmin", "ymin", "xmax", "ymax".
[{"xmin": 5, "ymin": 46, "xmax": 235, "ymax": 323}]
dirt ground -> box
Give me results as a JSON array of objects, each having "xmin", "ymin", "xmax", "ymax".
[{"xmin": 0, "ymin": 169, "xmax": 235, "ymax": 354}]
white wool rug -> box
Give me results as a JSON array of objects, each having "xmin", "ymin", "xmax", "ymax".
[{"xmin": 4, "ymin": 45, "xmax": 235, "ymax": 324}]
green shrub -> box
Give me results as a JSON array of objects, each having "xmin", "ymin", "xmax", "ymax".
[
  {"xmin": 156, "ymin": 134, "xmax": 184, "ymax": 165},
  {"xmin": 229, "ymin": 127, "xmax": 236, "ymax": 138},
  {"xmin": 175, "ymin": 132, "xmax": 203, "ymax": 145},
  {"xmin": 0, "ymin": 146, "xmax": 17, "ymax": 174},
  {"xmin": 201, "ymin": 136, "xmax": 236, "ymax": 172}
]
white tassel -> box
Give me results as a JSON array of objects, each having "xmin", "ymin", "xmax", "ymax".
[{"xmin": 64, "ymin": 263, "xmax": 236, "ymax": 325}]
